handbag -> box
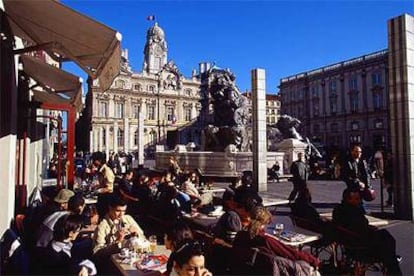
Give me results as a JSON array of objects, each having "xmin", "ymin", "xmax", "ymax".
[{"xmin": 361, "ymin": 187, "xmax": 376, "ymax": 202}]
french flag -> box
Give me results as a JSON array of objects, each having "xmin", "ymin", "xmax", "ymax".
[{"xmin": 147, "ymin": 15, "xmax": 156, "ymax": 21}]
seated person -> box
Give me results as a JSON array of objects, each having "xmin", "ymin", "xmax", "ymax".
[
  {"xmin": 181, "ymin": 173, "xmax": 213, "ymax": 208},
  {"xmin": 36, "ymin": 190, "xmax": 79, "ymax": 248},
  {"xmin": 333, "ymin": 188, "xmax": 402, "ymax": 275},
  {"xmin": 35, "ymin": 214, "xmax": 97, "ymax": 275},
  {"xmin": 92, "ymin": 195, "xmax": 145, "ymax": 259},
  {"xmin": 117, "ymin": 169, "xmax": 137, "ymax": 203},
  {"xmin": 164, "ymin": 221, "xmax": 195, "ymax": 275},
  {"xmin": 172, "ymin": 241, "xmax": 212, "ymax": 276},
  {"xmin": 232, "ymin": 205, "xmax": 320, "ymax": 274},
  {"xmin": 290, "ymin": 187, "xmax": 327, "ymax": 232},
  {"xmin": 209, "ymin": 186, "xmax": 262, "ymax": 274}
]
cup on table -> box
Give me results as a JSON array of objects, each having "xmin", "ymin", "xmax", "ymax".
[
  {"xmin": 273, "ymin": 223, "xmax": 284, "ymax": 236},
  {"xmin": 148, "ymin": 235, "xmax": 157, "ymax": 253}
]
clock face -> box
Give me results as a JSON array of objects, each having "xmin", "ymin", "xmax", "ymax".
[{"xmin": 154, "ymin": 45, "xmax": 163, "ymax": 55}]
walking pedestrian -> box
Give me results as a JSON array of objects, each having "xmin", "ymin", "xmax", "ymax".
[{"xmin": 288, "ymin": 152, "xmax": 309, "ymax": 201}]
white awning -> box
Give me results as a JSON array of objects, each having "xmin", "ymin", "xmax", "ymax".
[
  {"xmin": 21, "ymin": 55, "xmax": 82, "ymax": 111},
  {"xmin": 4, "ymin": 0, "xmax": 121, "ymax": 91}
]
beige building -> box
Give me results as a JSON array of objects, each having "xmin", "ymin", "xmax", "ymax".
[
  {"xmin": 279, "ymin": 49, "xmax": 388, "ymax": 155},
  {"xmin": 81, "ymin": 23, "xmax": 203, "ymax": 157},
  {"xmin": 242, "ymin": 92, "xmax": 282, "ymax": 125}
]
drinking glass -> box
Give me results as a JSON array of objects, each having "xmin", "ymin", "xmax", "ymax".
[
  {"xmin": 273, "ymin": 223, "xmax": 284, "ymax": 236},
  {"xmin": 149, "ymin": 235, "xmax": 157, "ymax": 254}
]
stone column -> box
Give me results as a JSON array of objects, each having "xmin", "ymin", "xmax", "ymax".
[
  {"xmin": 388, "ymin": 14, "xmax": 414, "ymax": 220},
  {"xmin": 98, "ymin": 127, "xmax": 103, "ymax": 152},
  {"xmin": 137, "ymin": 112, "xmax": 145, "ymax": 165},
  {"xmin": 89, "ymin": 130, "xmax": 94, "ymax": 152},
  {"xmin": 251, "ymin": 68, "xmax": 267, "ymax": 192},
  {"xmin": 113, "ymin": 121, "xmax": 118, "ymax": 153},
  {"xmin": 105, "ymin": 124, "xmax": 110, "ymax": 161},
  {"xmin": 124, "ymin": 117, "xmax": 129, "ymax": 153}
]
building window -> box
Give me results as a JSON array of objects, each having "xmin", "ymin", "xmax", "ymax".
[
  {"xmin": 373, "ymin": 92, "xmax": 383, "ymax": 109},
  {"xmin": 313, "ymin": 103, "xmax": 319, "ymax": 116},
  {"xmin": 148, "ymin": 85, "xmax": 155, "ymax": 93},
  {"xmin": 147, "ymin": 105, "xmax": 155, "ymax": 120},
  {"xmin": 99, "ymin": 101, "xmax": 108, "ymax": 117},
  {"xmin": 266, "ymin": 117, "xmax": 270, "ymax": 124},
  {"xmin": 134, "ymin": 83, "xmax": 142, "ymax": 91},
  {"xmin": 115, "ymin": 102, "xmax": 124, "ymax": 118},
  {"xmin": 351, "ymin": 121, "xmax": 359, "ymax": 130},
  {"xmin": 372, "ymin": 72, "xmax": 382, "ymax": 86},
  {"xmin": 150, "ymin": 130, "xmax": 157, "ymax": 145},
  {"xmin": 167, "ymin": 107, "xmax": 175, "ymax": 122},
  {"xmin": 374, "ymin": 119, "xmax": 383, "ymax": 129},
  {"xmin": 329, "ymin": 80, "xmax": 337, "ymax": 95},
  {"xmin": 117, "ymin": 129, "xmax": 124, "ymax": 147},
  {"xmin": 102, "ymin": 127, "xmax": 106, "ymax": 146},
  {"xmin": 350, "ymin": 93, "xmax": 359, "ymax": 112},
  {"xmin": 329, "ymin": 98, "xmax": 337, "ymax": 113},
  {"xmin": 349, "ymin": 76, "xmax": 358, "ymax": 90},
  {"xmin": 311, "ymin": 86, "xmax": 319, "ymax": 97},
  {"xmin": 185, "ymin": 108, "xmax": 191, "ymax": 121},
  {"xmin": 133, "ymin": 104, "xmax": 140, "ymax": 119},
  {"xmin": 134, "ymin": 129, "xmax": 139, "ymax": 146},
  {"xmin": 331, "ymin": 123, "xmax": 338, "ymax": 132},
  {"xmin": 350, "ymin": 135, "xmax": 361, "ymax": 143},
  {"xmin": 185, "ymin": 89, "xmax": 192, "ymax": 96}
]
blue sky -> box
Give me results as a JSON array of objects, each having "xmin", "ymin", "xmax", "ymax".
[{"xmin": 63, "ymin": 0, "xmax": 413, "ymax": 94}]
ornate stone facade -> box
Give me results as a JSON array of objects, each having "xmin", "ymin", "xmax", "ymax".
[{"xmin": 84, "ymin": 23, "xmax": 202, "ymax": 155}]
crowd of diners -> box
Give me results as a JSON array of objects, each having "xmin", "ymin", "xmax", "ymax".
[{"xmin": 13, "ymin": 150, "xmax": 402, "ymax": 275}]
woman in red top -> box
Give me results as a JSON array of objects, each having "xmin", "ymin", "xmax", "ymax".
[{"xmin": 232, "ymin": 205, "xmax": 320, "ymax": 270}]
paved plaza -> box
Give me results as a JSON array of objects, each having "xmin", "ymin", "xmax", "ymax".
[{"xmin": 215, "ymin": 178, "xmax": 414, "ymax": 275}]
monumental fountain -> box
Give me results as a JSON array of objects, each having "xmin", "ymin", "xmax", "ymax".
[{"xmin": 154, "ymin": 66, "xmax": 319, "ymax": 180}]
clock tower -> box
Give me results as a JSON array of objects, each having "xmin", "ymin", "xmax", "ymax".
[{"xmin": 143, "ymin": 22, "xmax": 168, "ymax": 74}]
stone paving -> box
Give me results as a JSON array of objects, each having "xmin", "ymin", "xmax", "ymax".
[{"xmin": 215, "ymin": 178, "xmax": 414, "ymax": 275}]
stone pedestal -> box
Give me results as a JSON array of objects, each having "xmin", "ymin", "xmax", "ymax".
[{"xmin": 274, "ymin": 139, "xmax": 307, "ymax": 174}]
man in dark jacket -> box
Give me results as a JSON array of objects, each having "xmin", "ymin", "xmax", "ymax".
[{"xmin": 288, "ymin": 152, "xmax": 309, "ymax": 201}]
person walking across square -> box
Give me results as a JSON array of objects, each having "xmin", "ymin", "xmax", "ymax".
[{"xmin": 288, "ymin": 152, "xmax": 309, "ymax": 201}]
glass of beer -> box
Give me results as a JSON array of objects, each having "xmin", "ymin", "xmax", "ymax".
[{"xmin": 149, "ymin": 235, "xmax": 157, "ymax": 254}]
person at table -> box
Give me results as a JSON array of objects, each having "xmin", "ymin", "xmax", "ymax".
[
  {"xmin": 164, "ymin": 221, "xmax": 195, "ymax": 275},
  {"xmin": 92, "ymin": 195, "xmax": 144, "ymax": 259},
  {"xmin": 172, "ymin": 240, "xmax": 212, "ymax": 276},
  {"xmin": 117, "ymin": 169, "xmax": 137, "ymax": 203},
  {"xmin": 34, "ymin": 214, "xmax": 97, "ymax": 276},
  {"xmin": 332, "ymin": 188, "xmax": 402, "ymax": 275},
  {"xmin": 181, "ymin": 172, "xmax": 213, "ymax": 209},
  {"xmin": 232, "ymin": 205, "xmax": 320, "ymax": 274},
  {"xmin": 290, "ymin": 187, "xmax": 324, "ymax": 226}
]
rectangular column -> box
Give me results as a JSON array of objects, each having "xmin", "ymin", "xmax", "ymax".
[
  {"xmin": 388, "ymin": 14, "xmax": 414, "ymax": 220},
  {"xmin": 105, "ymin": 124, "xmax": 110, "ymax": 161},
  {"xmin": 137, "ymin": 112, "xmax": 145, "ymax": 165},
  {"xmin": 113, "ymin": 121, "xmax": 118, "ymax": 153},
  {"xmin": 251, "ymin": 68, "xmax": 267, "ymax": 192}
]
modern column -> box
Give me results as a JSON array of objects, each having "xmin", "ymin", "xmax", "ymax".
[
  {"xmin": 388, "ymin": 14, "xmax": 414, "ymax": 220},
  {"xmin": 105, "ymin": 124, "xmax": 110, "ymax": 160},
  {"xmin": 251, "ymin": 68, "xmax": 267, "ymax": 192},
  {"xmin": 138, "ymin": 112, "xmax": 145, "ymax": 165},
  {"xmin": 113, "ymin": 121, "xmax": 118, "ymax": 153}
]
